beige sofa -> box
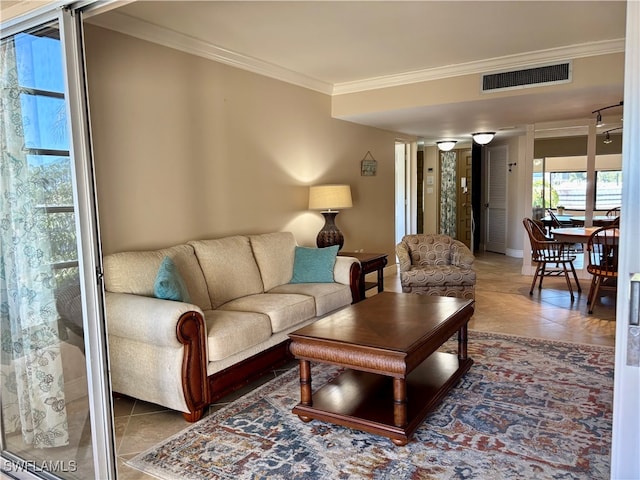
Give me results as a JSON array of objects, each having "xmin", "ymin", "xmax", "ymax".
[{"xmin": 103, "ymin": 232, "xmax": 361, "ymax": 421}]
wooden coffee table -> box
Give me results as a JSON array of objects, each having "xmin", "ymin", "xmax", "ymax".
[{"xmin": 288, "ymin": 292, "xmax": 474, "ymax": 445}]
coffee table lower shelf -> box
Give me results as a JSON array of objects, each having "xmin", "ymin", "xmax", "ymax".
[{"xmin": 292, "ymin": 351, "xmax": 473, "ymax": 445}]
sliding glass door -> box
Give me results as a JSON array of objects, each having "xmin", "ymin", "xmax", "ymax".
[{"xmin": 1, "ymin": 6, "xmax": 114, "ymax": 480}]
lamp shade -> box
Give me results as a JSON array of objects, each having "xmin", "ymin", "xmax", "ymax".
[
  {"xmin": 436, "ymin": 140, "xmax": 457, "ymax": 152},
  {"xmin": 308, "ymin": 185, "xmax": 353, "ymax": 211},
  {"xmin": 472, "ymin": 132, "xmax": 495, "ymax": 145}
]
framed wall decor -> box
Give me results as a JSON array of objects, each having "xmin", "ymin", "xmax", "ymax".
[{"xmin": 361, "ymin": 151, "xmax": 377, "ymax": 176}]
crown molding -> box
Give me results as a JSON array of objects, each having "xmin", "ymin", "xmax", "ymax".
[
  {"xmin": 89, "ymin": 11, "xmax": 623, "ymax": 98},
  {"xmin": 332, "ymin": 38, "xmax": 625, "ymax": 95},
  {"xmin": 88, "ymin": 11, "xmax": 334, "ymax": 95}
]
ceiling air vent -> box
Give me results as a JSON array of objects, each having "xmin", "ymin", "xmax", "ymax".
[{"xmin": 482, "ymin": 62, "xmax": 572, "ymax": 93}]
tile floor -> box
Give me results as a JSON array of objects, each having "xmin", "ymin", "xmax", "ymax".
[{"xmin": 115, "ymin": 251, "xmax": 616, "ymax": 479}]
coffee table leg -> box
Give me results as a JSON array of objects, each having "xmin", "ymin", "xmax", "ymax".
[
  {"xmin": 298, "ymin": 360, "xmax": 313, "ymax": 422},
  {"xmin": 458, "ymin": 324, "xmax": 468, "ymax": 360},
  {"xmin": 392, "ymin": 377, "xmax": 409, "ymax": 446}
]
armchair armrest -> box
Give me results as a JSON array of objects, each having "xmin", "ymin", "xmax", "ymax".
[
  {"xmin": 451, "ymin": 241, "xmax": 475, "ymax": 269},
  {"xmin": 396, "ymin": 242, "xmax": 412, "ymax": 272}
]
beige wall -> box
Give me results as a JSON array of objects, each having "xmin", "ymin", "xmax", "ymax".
[{"xmin": 84, "ymin": 25, "xmax": 408, "ymax": 261}]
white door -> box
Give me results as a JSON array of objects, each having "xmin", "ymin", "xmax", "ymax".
[{"xmin": 484, "ymin": 145, "xmax": 508, "ymax": 253}]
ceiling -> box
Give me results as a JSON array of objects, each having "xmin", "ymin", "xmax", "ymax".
[{"xmin": 90, "ymin": 1, "xmax": 627, "ymax": 144}]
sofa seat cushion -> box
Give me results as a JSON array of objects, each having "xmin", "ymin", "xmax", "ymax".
[
  {"xmin": 269, "ymin": 283, "xmax": 351, "ymax": 316},
  {"xmin": 219, "ymin": 293, "xmax": 315, "ymax": 333},
  {"xmin": 204, "ymin": 310, "xmax": 272, "ymax": 362},
  {"xmin": 402, "ymin": 265, "xmax": 477, "ymax": 287}
]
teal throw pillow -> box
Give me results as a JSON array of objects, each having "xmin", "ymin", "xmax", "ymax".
[
  {"xmin": 290, "ymin": 245, "xmax": 339, "ymax": 284},
  {"xmin": 154, "ymin": 256, "xmax": 191, "ymax": 302}
]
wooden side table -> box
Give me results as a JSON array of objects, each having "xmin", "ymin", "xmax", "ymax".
[{"xmin": 339, "ymin": 252, "xmax": 388, "ymax": 298}]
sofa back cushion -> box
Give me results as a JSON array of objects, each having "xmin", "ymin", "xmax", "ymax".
[
  {"xmin": 190, "ymin": 236, "xmax": 264, "ymax": 308},
  {"xmin": 249, "ymin": 232, "xmax": 296, "ymax": 291},
  {"xmin": 103, "ymin": 244, "xmax": 212, "ymax": 310},
  {"xmin": 402, "ymin": 234, "xmax": 454, "ymax": 266}
]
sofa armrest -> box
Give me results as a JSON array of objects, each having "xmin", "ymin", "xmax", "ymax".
[
  {"xmin": 106, "ymin": 292, "xmax": 204, "ymax": 346},
  {"xmin": 334, "ymin": 256, "xmax": 362, "ymax": 303},
  {"xmin": 105, "ymin": 292, "xmax": 209, "ymax": 421},
  {"xmin": 396, "ymin": 242, "xmax": 412, "ymax": 272},
  {"xmin": 450, "ymin": 240, "xmax": 475, "ymax": 269}
]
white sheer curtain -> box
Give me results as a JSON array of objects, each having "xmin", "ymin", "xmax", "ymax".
[{"xmin": 0, "ymin": 37, "xmax": 69, "ymax": 448}]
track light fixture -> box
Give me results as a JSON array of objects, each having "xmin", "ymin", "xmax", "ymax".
[
  {"xmin": 602, "ymin": 127, "xmax": 622, "ymax": 144},
  {"xmin": 471, "ymin": 132, "xmax": 496, "ymax": 145},
  {"xmin": 436, "ymin": 140, "xmax": 457, "ymax": 151},
  {"xmin": 592, "ymin": 101, "xmax": 623, "ymax": 127}
]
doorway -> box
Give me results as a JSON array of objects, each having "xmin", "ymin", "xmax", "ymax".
[
  {"xmin": 438, "ymin": 148, "xmax": 473, "ymax": 249},
  {"xmin": 395, "ymin": 141, "xmax": 411, "ymax": 249}
]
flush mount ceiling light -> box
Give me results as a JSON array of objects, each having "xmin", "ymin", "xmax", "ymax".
[
  {"xmin": 436, "ymin": 140, "xmax": 457, "ymax": 152},
  {"xmin": 471, "ymin": 132, "xmax": 496, "ymax": 145},
  {"xmin": 592, "ymin": 101, "xmax": 623, "ymax": 128}
]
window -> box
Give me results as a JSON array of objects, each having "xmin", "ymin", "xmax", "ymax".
[
  {"xmin": 532, "ymin": 155, "xmax": 622, "ymax": 212},
  {"xmin": 549, "ymin": 171, "xmax": 587, "ymax": 210},
  {"xmin": 15, "ymin": 29, "xmax": 78, "ymax": 286},
  {"xmin": 595, "ymin": 170, "xmax": 622, "ymax": 210}
]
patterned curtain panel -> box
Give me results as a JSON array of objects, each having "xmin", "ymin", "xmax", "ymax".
[
  {"xmin": 0, "ymin": 38, "xmax": 69, "ymax": 448},
  {"xmin": 440, "ymin": 151, "xmax": 457, "ymax": 237}
]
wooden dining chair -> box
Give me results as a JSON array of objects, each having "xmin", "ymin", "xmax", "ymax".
[
  {"xmin": 605, "ymin": 207, "xmax": 621, "ymax": 227},
  {"xmin": 523, "ymin": 218, "xmax": 582, "ymax": 301},
  {"xmin": 586, "ymin": 225, "xmax": 619, "ymax": 314},
  {"xmin": 546, "ymin": 209, "xmax": 563, "ymax": 229},
  {"xmin": 606, "ymin": 206, "xmax": 620, "ymax": 217}
]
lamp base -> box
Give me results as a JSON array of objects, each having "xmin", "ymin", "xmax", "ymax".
[{"xmin": 316, "ymin": 211, "xmax": 344, "ymax": 250}]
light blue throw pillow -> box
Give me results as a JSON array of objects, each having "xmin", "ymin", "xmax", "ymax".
[
  {"xmin": 154, "ymin": 256, "xmax": 191, "ymax": 302},
  {"xmin": 290, "ymin": 245, "xmax": 339, "ymax": 284}
]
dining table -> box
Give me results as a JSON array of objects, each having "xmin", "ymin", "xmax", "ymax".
[
  {"xmin": 568, "ymin": 215, "xmax": 618, "ymax": 226},
  {"xmin": 551, "ymin": 226, "xmax": 619, "ymax": 244},
  {"xmin": 542, "ymin": 215, "xmax": 618, "ymax": 228}
]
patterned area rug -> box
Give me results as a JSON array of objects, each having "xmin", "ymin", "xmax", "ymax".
[{"xmin": 127, "ymin": 332, "xmax": 614, "ymax": 479}]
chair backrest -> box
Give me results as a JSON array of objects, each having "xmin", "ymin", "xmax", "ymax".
[
  {"xmin": 606, "ymin": 206, "xmax": 620, "ymax": 217},
  {"xmin": 587, "ymin": 225, "xmax": 619, "ymax": 277},
  {"xmin": 398, "ymin": 234, "xmax": 456, "ymax": 266},
  {"xmin": 523, "ymin": 217, "xmax": 549, "ymax": 243},
  {"xmin": 523, "ymin": 218, "xmax": 545, "ymax": 261},
  {"xmin": 523, "ymin": 217, "xmax": 565, "ymax": 262},
  {"xmin": 546, "ymin": 209, "xmax": 562, "ymax": 228}
]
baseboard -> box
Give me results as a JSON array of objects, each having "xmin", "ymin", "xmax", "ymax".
[{"xmin": 505, "ymin": 248, "xmax": 524, "ymax": 258}]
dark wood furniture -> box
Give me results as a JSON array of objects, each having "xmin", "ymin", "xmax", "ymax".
[
  {"xmin": 524, "ymin": 218, "xmax": 582, "ymax": 301},
  {"xmin": 339, "ymin": 252, "xmax": 388, "ymax": 298},
  {"xmin": 586, "ymin": 225, "xmax": 619, "ymax": 314},
  {"xmin": 288, "ymin": 292, "xmax": 474, "ymax": 446}
]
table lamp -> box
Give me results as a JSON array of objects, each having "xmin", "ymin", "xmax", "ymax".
[{"xmin": 308, "ymin": 184, "xmax": 352, "ymax": 249}]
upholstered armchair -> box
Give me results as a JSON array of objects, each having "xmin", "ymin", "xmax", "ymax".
[{"xmin": 396, "ymin": 234, "xmax": 476, "ymax": 299}]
